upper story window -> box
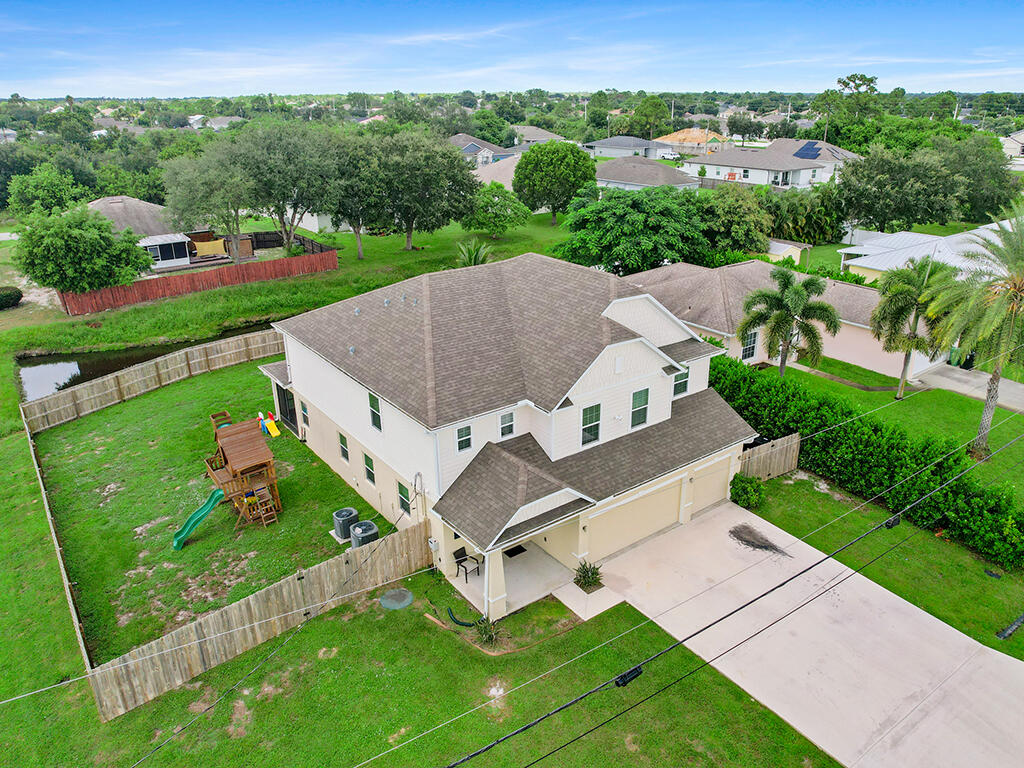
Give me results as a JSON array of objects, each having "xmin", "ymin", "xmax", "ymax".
[
  {"xmin": 673, "ymin": 367, "xmax": 690, "ymax": 397},
  {"xmin": 631, "ymin": 389, "xmax": 649, "ymax": 428},
  {"xmin": 581, "ymin": 404, "xmax": 601, "ymax": 446},
  {"xmin": 456, "ymin": 425, "xmax": 472, "ymax": 452},
  {"xmin": 368, "ymin": 392, "xmax": 382, "ymax": 431},
  {"xmin": 499, "ymin": 412, "xmax": 514, "ymax": 438},
  {"xmin": 741, "ymin": 331, "xmax": 758, "ymax": 360},
  {"xmin": 397, "ymin": 482, "xmax": 411, "ymax": 515},
  {"xmin": 363, "ymin": 453, "xmax": 375, "ymax": 484},
  {"xmin": 742, "ymin": 169, "xmax": 750, "ymax": 179},
  {"xmin": 338, "ymin": 432, "xmax": 349, "ymax": 461},
  {"xmin": 300, "ymin": 401, "xmax": 309, "ymax": 426}
]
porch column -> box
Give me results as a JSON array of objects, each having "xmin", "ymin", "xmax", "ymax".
[{"xmin": 484, "ymin": 551, "xmax": 507, "ymax": 620}]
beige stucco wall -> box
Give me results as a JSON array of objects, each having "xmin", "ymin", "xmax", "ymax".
[
  {"xmin": 532, "ymin": 517, "xmax": 583, "ymax": 570},
  {"xmin": 586, "ymin": 479, "xmax": 682, "ymax": 561},
  {"xmin": 767, "ymin": 245, "xmax": 803, "ymax": 263},
  {"xmin": 848, "ymin": 264, "xmax": 884, "ymax": 283}
]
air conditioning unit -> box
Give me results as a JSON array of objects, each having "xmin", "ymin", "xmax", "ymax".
[
  {"xmin": 350, "ymin": 520, "xmax": 379, "ymax": 548},
  {"xmin": 333, "ymin": 507, "xmax": 359, "ymax": 540}
]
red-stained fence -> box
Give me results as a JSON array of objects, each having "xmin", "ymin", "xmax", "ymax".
[{"xmin": 57, "ymin": 250, "xmax": 338, "ymax": 315}]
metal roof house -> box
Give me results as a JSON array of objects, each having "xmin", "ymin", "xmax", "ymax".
[{"xmin": 583, "ymin": 136, "xmax": 676, "ymax": 159}]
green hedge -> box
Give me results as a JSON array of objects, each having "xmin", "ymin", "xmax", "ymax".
[
  {"xmin": 730, "ymin": 473, "xmax": 766, "ymax": 510},
  {"xmin": 0, "ymin": 286, "xmax": 22, "ymax": 310},
  {"xmin": 710, "ymin": 356, "xmax": 1024, "ymax": 568}
]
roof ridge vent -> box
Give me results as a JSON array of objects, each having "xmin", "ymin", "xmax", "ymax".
[
  {"xmin": 349, "ymin": 346, "xmax": 356, "ymax": 355},
  {"xmin": 354, "ymin": 307, "xmax": 361, "ymax": 315},
  {"xmin": 384, "ymin": 298, "xmax": 391, "ymax": 307}
]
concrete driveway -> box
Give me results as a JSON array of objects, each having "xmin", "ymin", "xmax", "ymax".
[
  {"xmin": 917, "ymin": 363, "xmax": 1024, "ymax": 413},
  {"xmin": 600, "ymin": 502, "xmax": 1024, "ymax": 767}
]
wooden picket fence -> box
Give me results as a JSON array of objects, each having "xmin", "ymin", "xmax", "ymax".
[
  {"xmin": 88, "ymin": 521, "xmax": 431, "ymax": 721},
  {"xmin": 57, "ymin": 250, "xmax": 338, "ymax": 315},
  {"xmin": 21, "ymin": 329, "xmax": 284, "ymax": 434},
  {"xmin": 739, "ymin": 433, "xmax": 801, "ymax": 480}
]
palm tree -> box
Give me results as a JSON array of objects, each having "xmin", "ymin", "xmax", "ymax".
[
  {"xmin": 926, "ymin": 202, "xmax": 1024, "ymax": 457},
  {"xmin": 454, "ymin": 239, "xmax": 493, "ymax": 268},
  {"xmin": 737, "ymin": 266, "xmax": 841, "ymax": 377},
  {"xmin": 870, "ymin": 256, "xmax": 951, "ymax": 399}
]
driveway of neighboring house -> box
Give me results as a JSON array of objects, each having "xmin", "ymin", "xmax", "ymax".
[
  {"xmin": 599, "ymin": 502, "xmax": 1024, "ymax": 768},
  {"xmin": 917, "ymin": 363, "xmax": 1024, "ymax": 413}
]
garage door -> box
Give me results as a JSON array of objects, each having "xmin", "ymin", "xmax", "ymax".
[
  {"xmin": 587, "ymin": 481, "xmax": 681, "ymax": 561},
  {"xmin": 690, "ymin": 457, "xmax": 730, "ymax": 513}
]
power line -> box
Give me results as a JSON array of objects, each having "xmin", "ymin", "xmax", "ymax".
[
  {"xmin": 349, "ymin": 407, "xmax": 1024, "ymax": 768},
  {"xmin": 440, "ymin": 429, "xmax": 1024, "ymax": 768},
  {"xmin": 520, "ymin": 445, "xmax": 1024, "ymax": 767},
  {"xmin": 127, "ymin": 532, "xmax": 399, "ymax": 768}
]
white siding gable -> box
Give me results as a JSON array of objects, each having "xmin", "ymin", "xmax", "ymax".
[
  {"xmin": 602, "ymin": 294, "xmax": 699, "ymax": 347},
  {"xmin": 500, "ymin": 488, "xmax": 592, "ymax": 543}
]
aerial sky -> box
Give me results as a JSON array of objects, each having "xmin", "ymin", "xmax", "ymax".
[{"xmin": 2, "ymin": 0, "xmax": 1023, "ymax": 97}]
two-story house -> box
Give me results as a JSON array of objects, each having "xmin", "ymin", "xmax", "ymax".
[{"xmin": 261, "ymin": 254, "xmax": 756, "ymax": 619}]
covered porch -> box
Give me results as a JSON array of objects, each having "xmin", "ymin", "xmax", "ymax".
[{"xmin": 448, "ymin": 540, "xmax": 574, "ymax": 619}]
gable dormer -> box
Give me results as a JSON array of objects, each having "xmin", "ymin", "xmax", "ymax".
[{"xmin": 601, "ymin": 293, "xmax": 702, "ymax": 347}]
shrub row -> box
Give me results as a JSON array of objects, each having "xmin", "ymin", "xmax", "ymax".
[{"xmin": 710, "ymin": 356, "xmax": 1024, "ymax": 568}]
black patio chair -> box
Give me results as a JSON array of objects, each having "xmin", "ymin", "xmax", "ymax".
[{"xmin": 453, "ymin": 547, "xmax": 481, "ymax": 583}]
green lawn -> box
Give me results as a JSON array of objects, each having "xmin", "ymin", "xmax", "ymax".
[
  {"xmin": 2, "ymin": 430, "xmax": 838, "ymax": 768},
  {"xmin": 36, "ymin": 358, "xmax": 392, "ymax": 663},
  {"xmin": 910, "ymin": 221, "xmax": 983, "ymax": 236},
  {"xmin": 759, "ymin": 476, "xmax": 1024, "ymax": 661},
  {"xmin": 803, "ymin": 355, "xmax": 900, "ymax": 388},
  {"xmin": 781, "ymin": 367, "xmax": 1023, "ymax": 489},
  {"xmin": 0, "ymin": 237, "xmax": 68, "ymax": 333},
  {"xmin": 803, "ymin": 242, "xmax": 845, "ymax": 270}
]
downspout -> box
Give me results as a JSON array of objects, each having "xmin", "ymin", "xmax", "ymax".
[{"xmin": 482, "ymin": 551, "xmax": 491, "ymax": 620}]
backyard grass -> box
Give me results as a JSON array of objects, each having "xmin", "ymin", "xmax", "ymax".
[
  {"xmin": 802, "ymin": 242, "xmax": 845, "ymax": 270},
  {"xmin": 0, "ymin": 237, "xmax": 67, "ymax": 333},
  {"xmin": 2, "ymin": 432, "xmax": 839, "ymax": 768},
  {"xmin": 802, "ymin": 355, "xmax": 900, "ymax": 388},
  {"xmin": 910, "ymin": 221, "xmax": 982, "ymax": 236},
  {"xmin": 35, "ymin": 358, "xmax": 392, "ymax": 663},
  {"xmin": 758, "ymin": 475, "xmax": 1024, "ymax": 661}
]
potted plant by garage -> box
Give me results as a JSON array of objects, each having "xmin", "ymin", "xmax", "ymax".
[{"xmin": 574, "ymin": 560, "xmax": 603, "ymax": 594}]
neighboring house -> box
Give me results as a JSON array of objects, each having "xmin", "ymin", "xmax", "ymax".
[
  {"xmin": 583, "ymin": 136, "xmax": 676, "ymax": 159},
  {"xmin": 1001, "ymin": 128, "xmax": 1024, "ymax": 159},
  {"xmin": 206, "ymin": 116, "xmax": 244, "ymax": 131},
  {"xmin": 680, "ymin": 139, "xmax": 859, "ymax": 188},
  {"xmin": 262, "ymin": 253, "xmax": 756, "ymax": 619},
  {"xmin": 596, "ymin": 156, "xmax": 699, "ymax": 191},
  {"xmin": 766, "ymin": 238, "xmax": 811, "ymax": 263},
  {"xmin": 358, "ymin": 114, "xmax": 386, "ymax": 124},
  {"xmin": 630, "ymin": 259, "xmax": 948, "ymax": 378},
  {"xmin": 840, "ymin": 222, "xmax": 1011, "ymax": 283},
  {"xmin": 472, "ymin": 153, "xmax": 520, "ymax": 190},
  {"xmin": 449, "ymin": 133, "xmax": 507, "ymax": 166},
  {"xmin": 511, "ymin": 125, "xmax": 567, "ymax": 143},
  {"xmin": 655, "ymin": 127, "xmax": 732, "ymax": 155},
  {"xmin": 92, "ymin": 116, "xmax": 147, "ymax": 136},
  {"xmin": 87, "ymin": 195, "xmax": 223, "ymax": 271}
]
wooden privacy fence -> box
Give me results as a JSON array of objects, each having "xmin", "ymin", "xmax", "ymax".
[
  {"xmin": 57, "ymin": 249, "xmax": 338, "ymax": 315},
  {"xmin": 739, "ymin": 433, "xmax": 801, "ymax": 480},
  {"xmin": 22, "ymin": 329, "xmax": 284, "ymax": 434},
  {"xmin": 89, "ymin": 521, "xmax": 431, "ymax": 721}
]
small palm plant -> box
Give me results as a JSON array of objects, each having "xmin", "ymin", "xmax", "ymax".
[
  {"xmin": 870, "ymin": 256, "xmax": 950, "ymax": 400},
  {"xmin": 925, "ymin": 202, "xmax": 1024, "ymax": 457},
  {"xmin": 574, "ymin": 560, "xmax": 602, "ymax": 592},
  {"xmin": 737, "ymin": 266, "xmax": 841, "ymax": 377},
  {"xmin": 454, "ymin": 239, "xmax": 493, "ymax": 268}
]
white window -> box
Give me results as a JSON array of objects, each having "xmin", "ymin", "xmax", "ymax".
[
  {"xmin": 742, "ymin": 169, "xmax": 749, "ymax": 179},
  {"xmin": 630, "ymin": 389, "xmax": 649, "ymax": 428},
  {"xmin": 673, "ymin": 367, "xmax": 689, "ymax": 397},
  {"xmin": 397, "ymin": 482, "xmax": 411, "ymax": 515},
  {"xmin": 581, "ymin": 404, "xmax": 601, "ymax": 445},
  {"xmin": 456, "ymin": 425, "xmax": 472, "ymax": 452},
  {"xmin": 338, "ymin": 432, "xmax": 349, "ymax": 462},
  {"xmin": 363, "ymin": 454, "xmax": 375, "ymax": 484},
  {"xmin": 300, "ymin": 401, "xmax": 309, "ymax": 426},
  {"xmin": 368, "ymin": 392, "xmax": 382, "ymax": 431},
  {"xmin": 811, "ymin": 169, "xmax": 817, "ymax": 179},
  {"xmin": 499, "ymin": 412, "xmax": 514, "ymax": 438},
  {"xmin": 741, "ymin": 331, "xmax": 758, "ymax": 360},
  {"xmin": 715, "ymin": 168, "xmax": 721, "ymax": 176}
]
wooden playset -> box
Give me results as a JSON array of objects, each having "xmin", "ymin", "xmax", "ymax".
[{"xmin": 205, "ymin": 411, "xmax": 282, "ymax": 529}]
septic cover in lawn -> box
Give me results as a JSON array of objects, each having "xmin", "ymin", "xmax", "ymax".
[{"xmin": 380, "ymin": 588, "xmax": 414, "ymax": 610}]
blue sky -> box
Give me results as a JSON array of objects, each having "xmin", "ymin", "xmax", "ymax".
[{"xmin": 2, "ymin": 0, "xmax": 1023, "ymax": 98}]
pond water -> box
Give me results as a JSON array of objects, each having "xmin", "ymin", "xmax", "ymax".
[{"xmin": 17, "ymin": 323, "xmax": 272, "ymax": 402}]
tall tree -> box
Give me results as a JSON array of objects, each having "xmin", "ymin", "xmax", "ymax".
[
  {"xmin": 5, "ymin": 162, "xmax": 83, "ymax": 216},
  {"xmin": 233, "ymin": 121, "xmax": 331, "ymax": 254},
  {"xmin": 460, "ymin": 181, "xmax": 530, "ymax": 238},
  {"xmin": 632, "ymin": 95, "xmax": 670, "ymax": 139},
  {"xmin": 556, "ymin": 186, "xmax": 708, "ymax": 275},
  {"xmin": 698, "ymin": 183, "xmax": 772, "ymax": 253},
  {"xmin": 512, "ymin": 140, "xmax": 595, "ymax": 225},
  {"xmin": 317, "ymin": 132, "xmax": 386, "ymax": 259},
  {"xmin": 926, "ymin": 205, "xmax": 1024, "ymax": 456},
  {"xmin": 870, "ymin": 257, "xmax": 950, "ymax": 399},
  {"xmin": 162, "ymin": 139, "xmax": 253, "ymax": 262},
  {"xmin": 737, "ymin": 267, "xmax": 840, "ymax": 377},
  {"xmin": 378, "ymin": 132, "xmax": 478, "ymax": 250}
]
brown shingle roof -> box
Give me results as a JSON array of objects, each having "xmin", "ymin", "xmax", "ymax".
[
  {"xmin": 449, "ymin": 133, "xmax": 506, "ymax": 155},
  {"xmin": 87, "ymin": 196, "xmax": 176, "ymax": 236},
  {"xmin": 596, "ymin": 156, "xmax": 699, "ymax": 187},
  {"xmin": 275, "ymin": 253, "xmax": 641, "ymax": 428},
  {"xmin": 434, "ymin": 389, "xmax": 757, "ymax": 549},
  {"xmin": 631, "ymin": 259, "xmax": 882, "ymax": 333}
]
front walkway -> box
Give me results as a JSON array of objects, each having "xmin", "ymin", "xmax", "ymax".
[
  {"xmin": 917, "ymin": 363, "xmax": 1024, "ymax": 413},
  {"xmin": 601, "ymin": 501, "xmax": 1024, "ymax": 768}
]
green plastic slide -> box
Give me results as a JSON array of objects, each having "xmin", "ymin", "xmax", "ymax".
[{"xmin": 172, "ymin": 488, "xmax": 225, "ymax": 550}]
